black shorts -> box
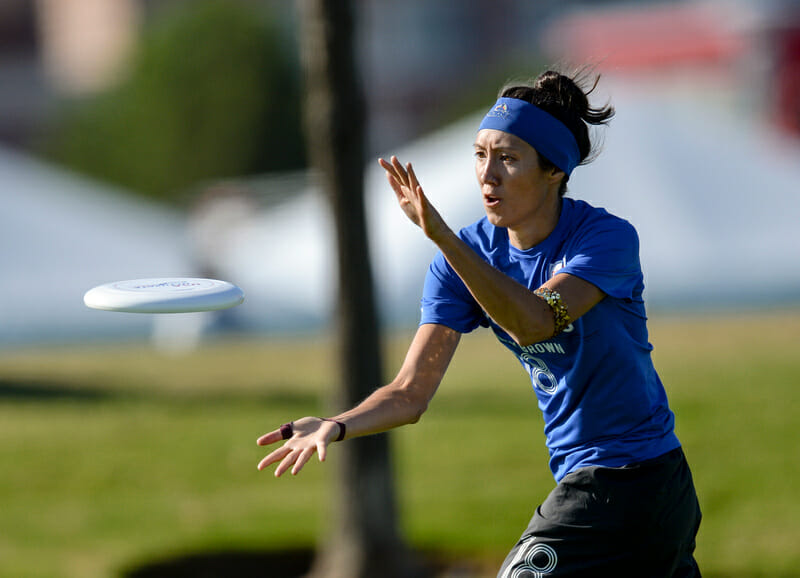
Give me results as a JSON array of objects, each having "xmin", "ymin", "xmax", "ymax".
[{"xmin": 497, "ymin": 448, "xmax": 701, "ymax": 577}]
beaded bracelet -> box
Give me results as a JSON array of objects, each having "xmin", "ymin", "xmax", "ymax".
[{"xmin": 534, "ymin": 287, "xmax": 572, "ymax": 336}]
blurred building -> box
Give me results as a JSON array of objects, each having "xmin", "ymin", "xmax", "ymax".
[
  {"xmin": 6, "ymin": 0, "xmax": 797, "ymax": 155},
  {"xmin": 772, "ymin": 6, "xmax": 800, "ymax": 136},
  {"xmin": 4, "ymin": 0, "xmax": 547, "ymax": 152},
  {"xmin": 542, "ymin": 0, "xmax": 800, "ymax": 137},
  {"xmin": 0, "ymin": 0, "xmax": 141, "ymax": 148},
  {"xmin": 36, "ymin": 0, "xmax": 141, "ymax": 95},
  {"xmin": 0, "ymin": 0, "xmax": 46, "ymax": 149}
]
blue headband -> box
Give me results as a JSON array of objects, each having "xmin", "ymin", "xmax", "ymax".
[{"xmin": 478, "ymin": 97, "xmax": 580, "ymax": 175}]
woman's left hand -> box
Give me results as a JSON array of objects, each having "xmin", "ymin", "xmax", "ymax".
[
  {"xmin": 378, "ymin": 156, "xmax": 451, "ymax": 242},
  {"xmin": 256, "ymin": 416, "xmax": 342, "ymax": 477}
]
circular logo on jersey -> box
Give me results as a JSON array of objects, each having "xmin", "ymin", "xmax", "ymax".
[
  {"xmin": 509, "ymin": 543, "xmax": 558, "ymax": 577},
  {"xmin": 521, "ymin": 355, "xmax": 558, "ymax": 395}
]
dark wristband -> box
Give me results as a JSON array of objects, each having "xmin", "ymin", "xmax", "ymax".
[{"xmin": 319, "ymin": 417, "xmax": 346, "ymax": 442}]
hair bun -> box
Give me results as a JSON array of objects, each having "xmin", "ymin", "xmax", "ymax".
[
  {"xmin": 533, "ymin": 69, "xmax": 613, "ymax": 127},
  {"xmin": 500, "ymin": 67, "xmax": 615, "ymax": 168}
]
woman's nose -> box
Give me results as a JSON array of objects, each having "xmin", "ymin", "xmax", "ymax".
[{"xmin": 478, "ymin": 159, "xmax": 500, "ymax": 185}]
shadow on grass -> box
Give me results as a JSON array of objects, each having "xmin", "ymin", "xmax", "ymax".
[
  {"xmin": 120, "ymin": 547, "xmax": 496, "ymax": 578},
  {"xmin": 0, "ymin": 377, "xmax": 321, "ymax": 409},
  {"xmin": 121, "ymin": 548, "xmax": 314, "ymax": 578},
  {"xmin": 0, "ymin": 379, "xmax": 111, "ymax": 401}
]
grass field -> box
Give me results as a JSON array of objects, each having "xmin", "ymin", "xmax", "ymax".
[{"xmin": 0, "ymin": 310, "xmax": 798, "ymax": 577}]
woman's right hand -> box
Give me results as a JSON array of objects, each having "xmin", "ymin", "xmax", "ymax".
[
  {"xmin": 378, "ymin": 156, "xmax": 452, "ymax": 243},
  {"xmin": 256, "ymin": 416, "xmax": 343, "ymax": 477}
]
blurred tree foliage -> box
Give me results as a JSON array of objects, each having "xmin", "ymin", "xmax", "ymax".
[{"xmin": 41, "ymin": 1, "xmax": 305, "ymax": 204}]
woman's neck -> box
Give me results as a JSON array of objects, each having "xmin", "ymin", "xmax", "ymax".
[{"xmin": 507, "ymin": 195, "xmax": 562, "ymax": 250}]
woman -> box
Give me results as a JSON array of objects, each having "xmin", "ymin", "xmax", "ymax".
[{"xmin": 257, "ymin": 69, "xmax": 702, "ymax": 576}]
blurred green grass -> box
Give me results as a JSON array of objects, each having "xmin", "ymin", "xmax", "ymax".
[{"xmin": 0, "ymin": 310, "xmax": 798, "ymax": 577}]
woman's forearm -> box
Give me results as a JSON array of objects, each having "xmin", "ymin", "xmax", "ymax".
[
  {"xmin": 331, "ymin": 380, "xmax": 430, "ymax": 440},
  {"xmin": 432, "ymin": 229, "xmax": 554, "ymax": 345},
  {"xmin": 331, "ymin": 323, "xmax": 461, "ymax": 439}
]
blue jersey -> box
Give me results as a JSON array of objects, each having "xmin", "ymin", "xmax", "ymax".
[{"xmin": 420, "ymin": 197, "xmax": 680, "ymax": 482}]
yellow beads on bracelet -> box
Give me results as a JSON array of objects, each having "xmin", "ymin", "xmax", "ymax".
[{"xmin": 534, "ymin": 287, "xmax": 572, "ymax": 336}]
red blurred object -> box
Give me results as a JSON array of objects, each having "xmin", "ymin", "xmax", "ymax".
[
  {"xmin": 774, "ymin": 19, "xmax": 800, "ymax": 137},
  {"xmin": 542, "ymin": 3, "xmax": 746, "ymax": 72}
]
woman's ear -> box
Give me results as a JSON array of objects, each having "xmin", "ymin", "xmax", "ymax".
[{"xmin": 548, "ymin": 166, "xmax": 565, "ymax": 184}]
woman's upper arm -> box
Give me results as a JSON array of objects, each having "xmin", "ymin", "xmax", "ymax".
[{"xmin": 541, "ymin": 272, "xmax": 606, "ymax": 323}]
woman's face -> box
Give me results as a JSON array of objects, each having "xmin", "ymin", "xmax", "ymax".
[{"xmin": 473, "ymin": 129, "xmax": 563, "ymax": 246}]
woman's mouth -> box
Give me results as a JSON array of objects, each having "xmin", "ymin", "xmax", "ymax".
[{"xmin": 484, "ymin": 194, "xmax": 501, "ymax": 207}]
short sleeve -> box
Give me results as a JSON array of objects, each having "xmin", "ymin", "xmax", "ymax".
[
  {"xmin": 419, "ymin": 251, "xmax": 488, "ymax": 333},
  {"xmin": 559, "ymin": 216, "xmax": 644, "ymax": 300}
]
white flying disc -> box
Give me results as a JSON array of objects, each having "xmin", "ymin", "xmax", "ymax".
[{"xmin": 83, "ymin": 278, "xmax": 244, "ymax": 313}]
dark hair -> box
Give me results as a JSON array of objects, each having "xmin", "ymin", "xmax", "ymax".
[{"xmin": 500, "ymin": 67, "xmax": 615, "ymax": 196}]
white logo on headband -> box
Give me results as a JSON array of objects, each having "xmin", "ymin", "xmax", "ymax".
[{"xmin": 487, "ymin": 103, "xmax": 511, "ymax": 120}]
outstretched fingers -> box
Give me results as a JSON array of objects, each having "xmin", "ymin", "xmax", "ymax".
[
  {"xmin": 257, "ymin": 418, "xmax": 338, "ymax": 477},
  {"xmin": 384, "ymin": 172, "xmax": 405, "ymax": 203},
  {"xmin": 378, "ymin": 156, "xmax": 414, "ymax": 190},
  {"xmin": 258, "ymin": 444, "xmax": 319, "ymax": 477},
  {"xmin": 291, "ymin": 447, "xmax": 317, "ymax": 476},
  {"xmin": 391, "ymin": 156, "xmax": 409, "ymax": 184},
  {"xmin": 316, "ymin": 439, "xmax": 329, "ymax": 463},
  {"xmin": 379, "ymin": 156, "xmax": 431, "ymax": 230},
  {"xmin": 257, "ymin": 445, "xmax": 292, "ymax": 473},
  {"xmin": 377, "ymin": 156, "xmax": 396, "ymax": 176},
  {"xmin": 406, "ymin": 162, "xmax": 422, "ymax": 196},
  {"xmin": 256, "ymin": 429, "xmax": 285, "ymax": 446}
]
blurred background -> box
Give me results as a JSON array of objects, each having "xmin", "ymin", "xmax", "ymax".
[
  {"xmin": 1, "ymin": 1, "xmax": 799, "ymax": 577},
  {"xmin": 1, "ymin": 0, "xmax": 798, "ymax": 348}
]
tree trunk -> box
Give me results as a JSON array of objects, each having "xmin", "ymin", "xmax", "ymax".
[{"xmin": 298, "ymin": 1, "xmax": 422, "ymax": 577}]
